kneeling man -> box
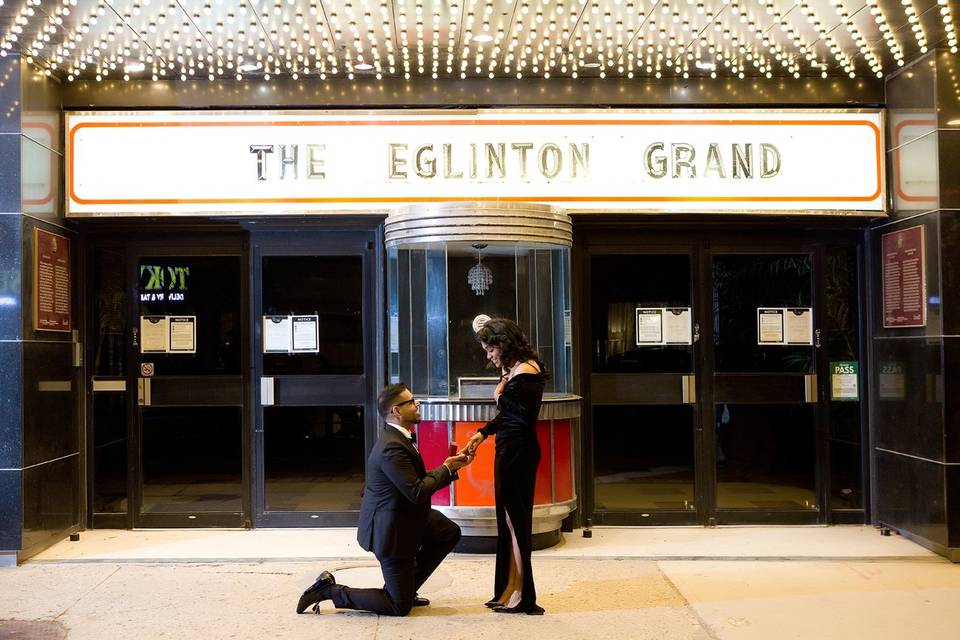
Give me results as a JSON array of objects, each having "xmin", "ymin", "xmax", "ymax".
[{"xmin": 297, "ymin": 383, "xmax": 471, "ymax": 616}]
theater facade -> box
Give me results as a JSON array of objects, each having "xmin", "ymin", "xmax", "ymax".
[{"xmin": 1, "ymin": 0, "xmax": 959, "ymax": 565}]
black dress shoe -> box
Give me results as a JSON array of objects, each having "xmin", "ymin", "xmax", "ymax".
[
  {"xmin": 296, "ymin": 571, "xmax": 336, "ymax": 614},
  {"xmin": 412, "ymin": 594, "xmax": 430, "ymax": 607},
  {"xmin": 483, "ymin": 600, "xmax": 501, "ymax": 609},
  {"xmin": 492, "ymin": 603, "xmax": 545, "ymax": 616}
]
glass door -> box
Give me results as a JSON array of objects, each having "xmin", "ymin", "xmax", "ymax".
[
  {"xmin": 585, "ymin": 246, "xmax": 704, "ymax": 525},
  {"xmin": 252, "ymin": 231, "xmax": 380, "ymax": 526},
  {"xmin": 707, "ymin": 249, "xmax": 820, "ymax": 524},
  {"xmin": 133, "ymin": 251, "xmax": 246, "ymax": 527}
]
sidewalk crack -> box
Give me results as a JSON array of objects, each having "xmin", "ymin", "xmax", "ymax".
[
  {"xmin": 657, "ymin": 561, "xmax": 721, "ymax": 640},
  {"xmin": 53, "ymin": 565, "xmax": 123, "ymax": 620}
]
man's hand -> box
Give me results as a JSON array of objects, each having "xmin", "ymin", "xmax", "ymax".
[{"xmin": 444, "ymin": 453, "xmax": 472, "ymax": 473}]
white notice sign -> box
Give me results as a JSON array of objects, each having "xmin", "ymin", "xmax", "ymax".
[
  {"xmin": 784, "ymin": 308, "xmax": 813, "ymax": 345},
  {"xmin": 636, "ymin": 308, "xmax": 664, "ymax": 344},
  {"xmin": 757, "ymin": 309, "xmax": 785, "ymax": 344},
  {"xmin": 263, "ymin": 315, "xmax": 293, "ymax": 353},
  {"xmin": 292, "ymin": 315, "xmax": 319, "ymax": 353},
  {"xmin": 140, "ymin": 316, "xmax": 169, "ymax": 353},
  {"xmin": 168, "ymin": 316, "xmax": 197, "ymax": 353},
  {"xmin": 663, "ymin": 308, "xmax": 693, "ymax": 345}
]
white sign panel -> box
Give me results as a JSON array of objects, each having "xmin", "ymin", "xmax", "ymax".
[
  {"xmin": 757, "ymin": 307, "xmax": 813, "ymax": 345},
  {"xmin": 757, "ymin": 308, "xmax": 785, "ymax": 344},
  {"xmin": 663, "ymin": 308, "xmax": 693, "ymax": 345},
  {"xmin": 263, "ymin": 315, "xmax": 293, "ymax": 353},
  {"xmin": 65, "ymin": 110, "xmax": 885, "ymax": 216},
  {"xmin": 635, "ymin": 307, "xmax": 693, "ymax": 346},
  {"xmin": 140, "ymin": 316, "xmax": 168, "ymax": 353},
  {"xmin": 291, "ymin": 315, "xmax": 320, "ymax": 353},
  {"xmin": 168, "ymin": 316, "xmax": 197, "ymax": 353},
  {"xmin": 636, "ymin": 308, "xmax": 664, "ymax": 344}
]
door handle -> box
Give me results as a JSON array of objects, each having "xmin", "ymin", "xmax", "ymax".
[
  {"xmin": 261, "ymin": 377, "xmax": 275, "ymax": 406},
  {"xmin": 693, "ymin": 323, "xmax": 700, "ymax": 344},
  {"xmin": 137, "ymin": 377, "xmax": 151, "ymax": 406},
  {"xmin": 681, "ymin": 375, "xmax": 697, "ymax": 404},
  {"xmin": 804, "ymin": 374, "xmax": 818, "ymax": 403}
]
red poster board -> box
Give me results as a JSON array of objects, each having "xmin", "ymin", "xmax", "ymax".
[
  {"xmin": 34, "ymin": 229, "xmax": 71, "ymax": 332},
  {"xmin": 882, "ymin": 225, "xmax": 926, "ymax": 329}
]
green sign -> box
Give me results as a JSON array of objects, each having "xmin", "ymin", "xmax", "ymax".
[{"xmin": 830, "ymin": 361, "xmax": 859, "ymax": 401}]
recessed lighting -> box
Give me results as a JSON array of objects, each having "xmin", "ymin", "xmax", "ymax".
[
  {"xmin": 947, "ymin": 119, "xmax": 960, "ymax": 126},
  {"xmin": 238, "ymin": 63, "xmax": 259, "ymax": 72},
  {"xmin": 123, "ymin": 62, "xmax": 145, "ymax": 73},
  {"xmin": 695, "ymin": 61, "xmax": 716, "ymax": 71},
  {"xmin": 472, "ymin": 34, "xmax": 493, "ymax": 43},
  {"xmin": 582, "ymin": 61, "xmax": 601, "ymax": 68},
  {"xmin": 355, "ymin": 62, "xmax": 374, "ymax": 70}
]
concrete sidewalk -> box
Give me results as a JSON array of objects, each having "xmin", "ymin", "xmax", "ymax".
[{"xmin": 3, "ymin": 527, "xmax": 959, "ymax": 640}]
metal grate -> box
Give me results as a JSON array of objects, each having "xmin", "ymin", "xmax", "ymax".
[{"xmin": 0, "ymin": 620, "xmax": 68, "ymax": 640}]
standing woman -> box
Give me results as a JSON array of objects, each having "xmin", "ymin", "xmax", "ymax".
[{"xmin": 464, "ymin": 317, "xmax": 546, "ymax": 615}]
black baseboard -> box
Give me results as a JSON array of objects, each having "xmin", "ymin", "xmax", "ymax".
[{"xmin": 455, "ymin": 529, "xmax": 561, "ymax": 554}]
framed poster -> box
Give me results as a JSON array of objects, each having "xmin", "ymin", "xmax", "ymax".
[
  {"xmin": 168, "ymin": 316, "xmax": 197, "ymax": 353},
  {"xmin": 140, "ymin": 316, "xmax": 169, "ymax": 353},
  {"xmin": 263, "ymin": 315, "xmax": 293, "ymax": 353},
  {"xmin": 34, "ymin": 229, "xmax": 71, "ymax": 332},
  {"xmin": 757, "ymin": 308, "xmax": 785, "ymax": 344},
  {"xmin": 882, "ymin": 225, "xmax": 926, "ymax": 328},
  {"xmin": 635, "ymin": 308, "xmax": 664, "ymax": 344},
  {"xmin": 291, "ymin": 315, "xmax": 320, "ymax": 353}
]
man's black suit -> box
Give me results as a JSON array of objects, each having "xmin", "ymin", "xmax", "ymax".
[{"xmin": 328, "ymin": 423, "xmax": 461, "ymax": 616}]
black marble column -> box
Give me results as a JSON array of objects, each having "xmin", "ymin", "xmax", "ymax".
[
  {"xmin": 876, "ymin": 50, "xmax": 960, "ymax": 561},
  {"xmin": 0, "ymin": 53, "xmax": 24, "ymax": 566},
  {"xmin": 0, "ymin": 55, "xmax": 80, "ymax": 565}
]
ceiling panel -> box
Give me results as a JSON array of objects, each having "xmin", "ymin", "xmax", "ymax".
[{"xmin": 0, "ymin": 0, "xmax": 956, "ymax": 83}]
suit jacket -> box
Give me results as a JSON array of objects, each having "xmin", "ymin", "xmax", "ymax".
[{"xmin": 356, "ymin": 424, "xmax": 455, "ymax": 559}]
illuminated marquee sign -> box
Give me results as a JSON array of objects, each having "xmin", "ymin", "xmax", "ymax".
[{"xmin": 65, "ymin": 110, "xmax": 885, "ymax": 216}]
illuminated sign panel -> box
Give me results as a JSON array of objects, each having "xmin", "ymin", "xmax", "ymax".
[{"xmin": 66, "ymin": 110, "xmax": 885, "ymax": 216}]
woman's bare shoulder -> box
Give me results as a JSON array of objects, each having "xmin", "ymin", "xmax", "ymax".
[{"xmin": 514, "ymin": 360, "xmax": 541, "ymax": 375}]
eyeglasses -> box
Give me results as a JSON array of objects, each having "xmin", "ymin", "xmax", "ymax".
[{"xmin": 394, "ymin": 397, "xmax": 420, "ymax": 409}]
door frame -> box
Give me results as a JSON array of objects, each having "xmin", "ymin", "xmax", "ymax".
[
  {"xmin": 574, "ymin": 221, "xmax": 869, "ymax": 527},
  {"xmin": 248, "ymin": 221, "xmax": 385, "ymax": 527},
  {"xmin": 84, "ymin": 227, "xmax": 250, "ymax": 529},
  {"xmin": 578, "ymin": 235, "xmax": 707, "ymax": 526}
]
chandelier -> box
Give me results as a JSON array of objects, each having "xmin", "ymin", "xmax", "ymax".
[{"xmin": 467, "ymin": 244, "xmax": 493, "ymax": 296}]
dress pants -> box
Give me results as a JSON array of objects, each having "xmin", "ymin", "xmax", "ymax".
[{"xmin": 330, "ymin": 509, "xmax": 461, "ymax": 616}]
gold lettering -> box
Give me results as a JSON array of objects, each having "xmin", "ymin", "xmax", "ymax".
[
  {"xmin": 443, "ymin": 143, "xmax": 463, "ymax": 179},
  {"xmin": 761, "ymin": 143, "xmax": 781, "ymax": 178},
  {"xmin": 644, "ymin": 142, "xmax": 667, "ymax": 179},
  {"xmin": 486, "ymin": 143, "xmax": 506, "ymax": 179},
  {"xmin": 511, "ymin": 142, "xmax": 534, "ymax": 178},
  {"xmin": 539, "ymin": 143, "xmax": 562, "ymax": 179},
  {"xmin": 388, "ymin": 143, "xmax": 408, "ymax": 179},
  {"xmin": 672, "ymin": 143, "xmax": 696, "ymax": 178},
  {"xmin": 307, "ymin": 144, "xmax": 326, "ymax": 179},
  {"xmin": 704, "ymin": 143, "xmax": 726, "ymax": 178},
  {"xmin": 570, "ymin": 143, "xmax": 589, "ymax": 177},
  {"xmin": 732, "ymin": 143, "xmax": 753, "ymax": 179},
  {"xmin": 415, "ymin": 144, "xmax": 436, "ymax": 178}
]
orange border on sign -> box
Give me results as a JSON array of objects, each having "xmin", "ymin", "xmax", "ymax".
[
  {"xmin": 68, "ymin": 118, "xmax": 884, "ymax": 206},
  {"xmin": 892, "ymin": 118, "xmax": 938, "ymax": 203}
]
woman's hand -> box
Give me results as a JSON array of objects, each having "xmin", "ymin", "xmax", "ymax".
[{"xmin": 462, "ymin": 431, "xmax": 485, "ymax": 456}]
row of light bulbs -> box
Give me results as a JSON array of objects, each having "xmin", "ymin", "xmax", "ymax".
[{"xmin": 0, "ymin": 0, "xmax": 955, "ymax": 82}]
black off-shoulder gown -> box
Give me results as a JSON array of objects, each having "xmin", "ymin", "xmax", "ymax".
[{"xmin": 478, "ymin": 372, "xmax": 545, "ymax": 612}]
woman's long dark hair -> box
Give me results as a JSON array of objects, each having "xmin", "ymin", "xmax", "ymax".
[{"xmin": 475, "ymin": 317, "xmax": 548, "ymax": 377}]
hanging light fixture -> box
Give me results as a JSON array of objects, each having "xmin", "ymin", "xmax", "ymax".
[{"xmin": 467, "ymin": 243, "xmax": 493, "ymax": 296}]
